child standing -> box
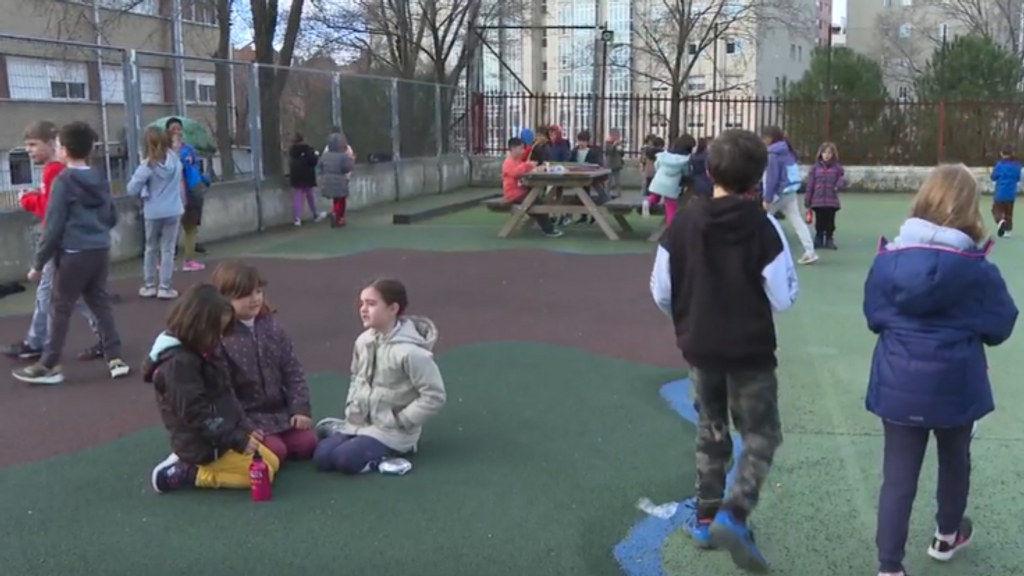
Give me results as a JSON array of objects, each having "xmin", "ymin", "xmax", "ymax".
[
  {"xmin": 761, "ymin": 126, "xmax": 818, "ymax": 264},
  {"xmin": 127, "ymin": 126, "xmax": 184, "ymax": 300},
  {"xmin": 167, "ymin": 117, "xmax": 208, "ymax": 271},
  {"xmin": 804, "ymin": 142, "xmax": 847, "ymax": 250},
  {"xmin": 990, "ymin": 143, "xmax": 1020, "ymax": 237},
  {"xmin": 314, "ymin": 279, "xmax": 446, "ymax": 475},
  {"xmin": 2, "ymin": 120, "xmax": 102, "ymax": 363},
  {"xmin": 649, "ymin": 129, "xmax": 797, "ymax": 572},
  {"xmin": 144, "ymin": 284, "xmax": 280, "ymax": 493},
  {"xmin": 604, "ymin": 129, "xmax": 625, "ymax": 198},
  {"xmin": 688, "ymin": 137, "xmax": 713, "ymax": 200},
  {"xmin": 648, "ymin": 135, "xmax": 695, "ymax": 226},
  {"xmin": 501, "ymin": 137, "xmax": 562, "ymax": 237},
  {"xmin": 288, "ymin": 133, "xmax": 325, "ymax": 226},
  {"xmin": 864, "ymin": 163, "xmax": 1017, "ymax": 576},
  {"xmin": 641, "ymin": 136, "xmax": 665, "ymax": 217},
  {"xmin": 319, "ymin": 133, "xmax": 355, "ymax": 227},
  {"xmin": 210, "ymin": 261, "xmax": 317, "ymax": 463},
  {"xmin": 12, "ymin": 121, "xmax": 130, "ymax": 384}
]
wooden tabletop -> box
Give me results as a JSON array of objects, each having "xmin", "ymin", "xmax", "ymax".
[{"xmin": 522, "ymin": 166, "xmax": 611, "ymax": 186}]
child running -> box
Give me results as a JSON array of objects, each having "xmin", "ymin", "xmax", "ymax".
[
  {"xmin": 990, "ymin": 143, "xmax": 1021, "ymax": 237},
  {"xmin": 313, "ymin": 279, "xmax": 446, "ymax": 475},
  {"xmin": 320, "ymin": 133, "xmax": 354, "ymax": 227},
  {"xmin": 210, "ymin": 261, "xmax": 317, "ymax": 463},
  {"xmin": 864, "ymin": 163, "xmax": 1017, "ymax": 576},
  {"xmin": 641, "ymin": 135, "xmax": 666, "ymax": 217},
  {"xmin": 2, "ymin": 120, "xmax": 102, "ymax": 363},
  {"xmin": 288, "ymin": 133, "xmax": 325, "ymax": 226},
  {"xmin": 647, "ymin": 134, "xmax": 695, "ymax": 226},
  {"xmin": 13, "ymin": 121, "xmax": 129, "ymax": 384},
  {"xmin": 145, "ymin": 283, "xmax": 280, "ymax": 493},
  {"xmin": 127, "ymin": 126, "xmax": 184, "ymax": 299},
  {"xmin": 649, "ymin": 129, "xmax": 797, "ymax": 572},
  {"xmin": 804, "ymin": 142, "xmax": 847, "ymax": 250},
  {"xmin": 761, "ymin": 126, "xmax": 818, "ymax": 264}
]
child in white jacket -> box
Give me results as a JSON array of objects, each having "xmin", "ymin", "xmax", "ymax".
[{"xmin": 644, "ymin": 134, "xmax": 696, "ymax": 225}]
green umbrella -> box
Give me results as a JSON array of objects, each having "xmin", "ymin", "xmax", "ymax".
[{"xmin": 147, "ymin": 116, "xmax": 215, "ymax": 152}]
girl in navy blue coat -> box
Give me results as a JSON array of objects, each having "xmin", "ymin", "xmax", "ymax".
[{"xmin": 863, "ymin": 163, "xmax": 1018, "ymax": 576}]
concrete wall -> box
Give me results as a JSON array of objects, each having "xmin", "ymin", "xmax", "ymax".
[
  {"xmin": 469, "ymin": 156, "xmax": 997, "ymax": 194},
  {"xmin": 0, "ymin": 155, "xmax": 470, "ymax": 284}
]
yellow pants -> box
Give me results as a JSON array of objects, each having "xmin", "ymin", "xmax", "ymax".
[
  {"xmin": 180, "ymin": 225, "xmax": 199, "ymax": 260},
  {"xmin": 194, "ymin": 442, "xmax": 280, "ymax": 489}
]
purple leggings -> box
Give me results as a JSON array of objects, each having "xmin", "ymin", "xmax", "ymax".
[
  {"xmin": 313, "ymin": 433, "xmax": 394, "ymax": 475},
  {"xmin": 293, "ymin": 187, "xmax": 317, "ymax": 220}
]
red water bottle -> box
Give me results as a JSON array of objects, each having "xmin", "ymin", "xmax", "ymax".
[{"xmin": 249, "ymin": 452, "xmax": 271, "ymax": 502}]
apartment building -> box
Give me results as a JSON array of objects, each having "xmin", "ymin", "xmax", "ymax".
[{"xmin": 0, "ymin": 0, "xmax": 221, "ymax": 191}]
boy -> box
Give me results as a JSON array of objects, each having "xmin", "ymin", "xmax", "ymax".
[
  {"xmin": 13, "ymin": 121, "xmax": 130, "ymax": 385},
  {"xmin": 604, "ymin": 129, "xmax": 625, "ymax": 198},
  {"xmin": 990, "ymin": 142, "xmax": 1021, "ymax": 237},
  {"xmin": 502, "ymin": 137, "xmax": 562, "ymax": 238},
  {"xmin": 648, "ymin": 129, "xmax": 798, "ymax": 572},
  {"xmin": 572, "ymin": 130, "xmax": 608, "ymax": 224},
  {"xmin": 2, "ymin": 121, "xmax": 103, "ymax": 362}
]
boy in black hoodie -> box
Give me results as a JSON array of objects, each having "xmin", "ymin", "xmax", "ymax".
[
  {"xmin": 13, "ymin": 122, "xmax": 129, "ymax": 385},
  {"xmin": 649, "ymin": 129, "xmax": 798, "ymax": 572}
]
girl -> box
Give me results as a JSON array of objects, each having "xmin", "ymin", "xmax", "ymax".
[
  {"xmin": 288, "ymin": 133, "xmax": 325, "ymax": 226},
  {"xmin": 804, "ymin": 142, "xmax": 847, "ymax": 250},
  {"xmin": 167, "ymin": 117, "xmax": 209, "ymax": 272},
  {"xmin": 863, "ymin": 163, "xmax": 1018, "ymax": 576},
  {"xmin": 313, "ymin": 279, "xmax": 446, "ymax": 475},
  {"xmin": 641, "ymin": 136, "xmax": 665, "ymax": 217},
  {"xmin": 688, "ymin": 137, "xmax": 712, "ymax": 200},
  {"xmin": 144, "ymin": 284, "xmax": 280, "ymax": 493},
  {"xmin": 319, "ymin": 133, "xmax": 355, "ymax": 227},
  {"xmin": 127, "ymin": 126, "xmax": 184, "ymax": 300},
  {"xmin": 761, "ymin": 126, "xmax": 817, "ymax": 264},
  {"xmin": 647, "ymin": 134, "xmax": 695, "ymax": 226},
  {"xmin": 210, "ymin": 261, "xmax": 316, "ymax": 463}
]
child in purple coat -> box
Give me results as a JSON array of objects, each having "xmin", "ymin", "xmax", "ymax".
[
  {"xmin": 210, "ymin": 261, "xmax": 317, "ymax": 464},
  {"xmin": 805, "ymin": 142, "xmax": 847, "ymax": 250}
]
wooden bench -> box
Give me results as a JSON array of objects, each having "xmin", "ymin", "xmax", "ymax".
[
  {"xmin": 487, "ymin": 188, "xmax": 636, "ymax": 240},
  {"xmin": 605, "ymin": 197, "xmax": 666, "ymax": 242}
]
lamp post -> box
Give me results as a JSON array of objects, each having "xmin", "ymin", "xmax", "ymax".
[
  {"xmin": 824, "ymin": 24, "xmax": 842, "ymax": 140},
  {"xmin": 600, "ymin": 26, "xmax": 613, "ymax": 138}
]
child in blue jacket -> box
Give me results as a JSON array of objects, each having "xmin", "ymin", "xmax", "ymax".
[
  {"xmin": 990, "ymin": 143, "xmax": 1020, "ymax": 237},
  {"xmin": 760, "ymin": 126, "xmax": 817, "ymax": 264},
  {"xmin": 863, "ymin": 163, "xmax": 1018, "ymax": 576}
]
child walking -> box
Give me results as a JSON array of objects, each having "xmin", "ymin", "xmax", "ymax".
[
  {"xmin": 641, "ymin": 136, "xmax": 666, "ymax": 217},
  {"xmin": 647, "ymin": 134, "xmax": 695, "ymax": 226},
  {"xmin": 319, "ymin": 133, "xmax": 354, "ymax": 227},
  {"xmin": 804, "ymin": 142, "xmax": 847, "ymax": 250},
  {"xmin": 13, "ymin": 121, "xmax": 129, "ymax": 384},
  {"xmin": 210, "ymin": 261, "xmax": 317, "ymax": 463},
  {"xmin": 990, "ymin": 143, "xmax": 1020, "ymax": 237},
  {"xmin": 313, "ymin": 279, "xmax": 446, "ymax": 475},
  {"xmin": 650, "ymin": 129, "xmax": 797, "ymax": 572},
  {"xmin": 688, "ymin": 137, "xmax": 713, "ymax": 200},
  {"xmin": 2, "ymin": 120, "xmax": 102, "ymax": 363},
  {"xmin": 863, "ymin": 163, "xmax": 1017, "ymax": 576},
  {"xmin": 167, "ymin": 117, "xmax": 208, "ymax": 271},
  {"xmin": 127, "ymin": 126, "xmax": 184, "ymax": 300},
  {"xmin": 288, "ymin": 133, "xmax": 325, "ymax": 226},
  {"xmin": 761, "ymin": 126, "xmax": 818, "ymax": 264},
  {"xmin": 145, "ymin": 283, "xmax": 281, "ymax": 493}
]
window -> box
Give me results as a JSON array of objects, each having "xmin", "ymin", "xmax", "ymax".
[
  {"xmin": 726, "ymin": 39, "xmax": 741, "ymax": 54},
  {"xmin": 651, "ymin": 79, "xmax": 670, "ymax": 92},
  {"xmin": 687, "ymin": 74, "xmax": 706, "ymax": 91},
  {"xmin": 185, "ymin": 71, "xmax": 216, "ymax": 104},
  {"xmin": 938, "ymin": 23, "xmax": 949, "ymax": 39},
  {"xmin": 8, "ymin": 151, "xmax": 34, "ymax": 187},
  {"xmin": 790, "ymin": 44, "xmax": 796, "ymax": 59},
  {"xmin": 183, "ymin": 0, "xmax": 218, "ymax": 25},
  {"xmin": 900, "ymin": 0, "xmax": 911, "ymax": 5},
  {"xmin": 7, "ymin": 57, "xmax": 89, "ymax": 101},
  {"xmin": 883, "ymin": 0, "xmax": 891, "ymax": 6},
  {"xmin": 101, "ymin": 66, "xmax": 165, "ymax": 104},
  {"xmin": 559, "ymin": 74, "xmax": 572, "ymax": 93},
  {"xmin": 725, "ymin": 110, "xmax": 743, "ymax": 128},
  {"xmin": 687, "ymin": 113, "xmax": 705, "ymax": 128},
  {"xmin": 898, "ymin": 23, "xmax": 912, "ymax": 38},
  {"xmin": 798, "ymin": 45, "xmax": 803, "ymax": 62},
  {"xmin": 688, "ymin": 43, "xmax": 698, "ymax": 55},
  {"xmin": 897, "ymin": 85, "xmax": 911, "ymax": 101},
  {"xmin": 97, "ymin": 0, "xmax": 159, "ymax": 15}
]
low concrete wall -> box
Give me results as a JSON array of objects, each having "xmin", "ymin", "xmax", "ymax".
[
  {"xmin": 469, "ymin": 156, "xmax": 995, "ymax": 194},
  {"xmin": 0, "ymin": 155, "xmax": 470, "ymax": 284}
]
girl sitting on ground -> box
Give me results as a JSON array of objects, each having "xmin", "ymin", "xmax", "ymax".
[
  {"xmin": 210, "ymin": 261, "xmax": 317, "ymax": 464},
  {"xmin": 146, "ymin": 284, "xmax": 279, "ymax": 493},
  {"xmin": 314, "ymin": 279, "xmax": 446, "ymax": 475}
]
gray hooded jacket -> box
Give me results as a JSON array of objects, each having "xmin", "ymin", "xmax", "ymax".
[
  {"xmin": 319, "ymin": 133, "xmax": 354, "ymax": 199},
  {"xmin": 34, "ymin": 167, "xmax": 118, "ymax": 270}
]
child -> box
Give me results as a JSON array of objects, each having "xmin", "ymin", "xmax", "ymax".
[
  {"xmin": 990, "ymin": 143, "xmax": 1021, "ymax": 237},
  {"xmin": 648, "ymin": 134, "xmax": 695, "ymax": 226},
  {"xmin": 319, "ymin": 133, "xmax": 354, "ymax": 227},
  {"xmin": 546, "ymin": 124, "xmax": 572, "ymax": 163},
  {"xmin": 804, "ymin": 142, "xmax": 847, "ymax": 250},
  {"xmin": 526, "ymin": 125, "xmax": 550, "ymax": 163},
  {"xmin": 501, "ymin": 137, "xmax": 562, "ymax": 237},
  {"xmin": 144, "ymin": 283, "xmax": 280, "ymax": 493},
  {"xmin": 689, "ymin": 137, "xmax": 713, "ymax": 200},
  {"xmin": 127, "ymin": 126, "xmax": 184, "ymax": 300},
  {"xmin": 210, "ymin": 261, "xmax": 317, "ymax": 463},
  {"xmin": 12, "ymin": 121, "xmax": 130, "ymax": 385},
  {"xmin": 167, "ymin": 117, "xmax": 209, "ymax": 271},
  {"xmin": 641, "ymin": 136, "xmax": 665, "ymax": 217},
  {"xmin": 649, "ymin": 129, "xmax": 797, "ymax": 572},
  {"xmin": 288, "ymin": 133, "xmax": 325, "ymax": 226},
  {"xmin": 2, "ymin": 120, "xmax": 102, "ymax": 363},
  {"xmin": 313, "ymin": 279, "xmax": 446, "ymax": 475},
  {"xmin": 761, "ymin": 125, "xmax": 817, "ymax": 264},
  {"xmin": 572, "ymin": 130, "xmax": 608, "ymax": 224},
  {"xmin": 604, "ymin": 129, "xmax": 625, "ymax": 198},
  {"xmin": 863, "ymin": 163, "xmax": 1017, "ymax": 576}
]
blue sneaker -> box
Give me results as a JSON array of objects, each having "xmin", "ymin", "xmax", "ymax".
[
  {"xmin": 709, "ymin": 510, "xmax": 769, "ymax": 573},
  {"xmin": 680, "ymin": 500, "xmax": 714, "ymax": 548}
]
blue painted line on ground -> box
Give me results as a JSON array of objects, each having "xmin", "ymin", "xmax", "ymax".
[{"xmin": 612, "ymin": 378, "xmax": 743, "ymax": 576}]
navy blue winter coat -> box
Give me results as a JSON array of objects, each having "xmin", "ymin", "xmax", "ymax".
[{"xmin": 863, "ymin": 218, "xmax": 1018, "ymax": 428}]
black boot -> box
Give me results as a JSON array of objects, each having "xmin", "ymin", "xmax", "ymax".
[
  {"xmin": 825, "ymin": 236, "xmax": 837, "ymax": 250},
  {"xmin": 814, "ymin": 234, "xmax": 823, "ymax": 249}
]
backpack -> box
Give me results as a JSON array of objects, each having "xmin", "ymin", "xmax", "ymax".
[{"xmin": 782, "ymin": 163, "xmax": 801, "ymax": 194}]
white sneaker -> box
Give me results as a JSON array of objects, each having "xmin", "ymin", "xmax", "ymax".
[
  {"xmin": 315, "ymin": 211, "xmax": 328, "ymax": 222},
  {"xmin": 139, "ymin": 286, "xmax": 157, "ymax": 298},
  {"xmin": 157, "ymin": 288, "xmax": 179, "ymax": 300},
  {"xmin": 108, "ymin": 358, "xmax": 131, "ymax": 379},
  {"xmin": 641, "ymin": 199, "xmax": 651, "ymax": 218},
  {"xmin": 314, "ymin": 417, "xmax": 347, "ymax": 439},
  {"xmin": 293, "ymin": 218, "xmax": 302, "ymax": 226},
  {"xmin": 798, "ymin": 252, "xmax": 819, "ymax": 265}
]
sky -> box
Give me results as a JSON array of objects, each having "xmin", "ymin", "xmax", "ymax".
[{"xmin": 835, "ymin": 0, "xmax": 847, "ymax": 25}]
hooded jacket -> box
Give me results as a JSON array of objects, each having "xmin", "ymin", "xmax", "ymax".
[
  {"xmin": 688, "ymin": 149, "xmax": 712, "ymax": 197},
  {"xmin": 546, "ymin": 126, "xmax": 572, "ymax": 162},
  {"xmin": 864, "ymin": 218, "xmax": 1018, "ymax": 428},
  {"xmin": 288, "ymin": 142, "xmax": 319, "ymax": 189},
  {"xmin": 341, "ymin": 316, "xmax": 447, "ymax": 453},
  {"xmin": 648, "ymin": 151, "xmax": 691, "ymax": 199},
  {"xmin": 319, "ymin": 134, "xmax": 354, "ymax": 199},
  {"xmin": 650, "ymin": 195, "xmax": 798, "ymax": 371},
  {"xmin": 762, "ymin": 140, "xmax": 801, "ymax": 204},
  {"xmin": 143, "ymin": 332, "xmax": 252, "ymax": 465},
  {"xmin": 126, "ymin": 154, "xmax": 185, "ymax": 220},
  {"xmin": 990, "ymin": 158, "xmax": 1021, "ymax": 203},
  {"xmin": 34, "ymin": 167, "xmax": 118, "ymax": 271}
]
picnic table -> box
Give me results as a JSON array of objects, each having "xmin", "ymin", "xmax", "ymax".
[{"xmin": 485, "ymin": 165, "xmax": 635, "ymax": 240}]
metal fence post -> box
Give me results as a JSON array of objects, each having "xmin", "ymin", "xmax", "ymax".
[
  {"xmin": 122, "ymin": 49, "xmax": 142, "ymax": 170},
  {"xmin": 434, "ymin": 83, "xmax": 444, "ymax": 193},
  {"xmin": 331, "ymin": 72, "xmax": 342, "ymax": 132},
  {"xmin": 247, "ymin": 63, "xmax": 264, "ymax": 231},
  {"xmin": 390, "ymin": 78, "xmax": 401, "ymax": 200}
]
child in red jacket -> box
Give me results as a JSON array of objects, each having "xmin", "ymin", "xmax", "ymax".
[{"xmin": 2, "ymin": 120, "xmax": 102, "ymax": 362}]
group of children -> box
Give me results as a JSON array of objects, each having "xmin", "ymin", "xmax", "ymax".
[
  {"xmin": 287, "ymin": 128, "xmax": 356, "ymax": 228},
  {"xmin": 145, "ymin": 269, "xmax": 447, "ymax": 491},
  {"xmin": 650, "ymin": 128, "xmax": 1018, "ymax": 576}
]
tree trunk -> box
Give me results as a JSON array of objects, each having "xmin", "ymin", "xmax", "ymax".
[
  {"xmin": 258, "ymin": 64, "xmax": 284, "ymax": 176},
  {"xmin": 669, "ymin": 85, "xmax": 682, "ymax": 141},
  {"xmin": 214, "ymin": 0, "xmax": 234, "ymax": 180}
]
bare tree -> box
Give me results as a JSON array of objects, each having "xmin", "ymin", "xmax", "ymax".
[
  {"xmin": 874, "ymin": 9, "xmax": 945, "ymax": 86},
  {"xmin": 214, "ymin": 0, "xmax": 236, "ymax": 179},
  {"xmin": 936, "ymin": 0, "xmax": 1023, "ymax": 57}
]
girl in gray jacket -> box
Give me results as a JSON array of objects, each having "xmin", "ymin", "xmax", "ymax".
[{"xmin": 319, "ymin": 134, "xmax": 354, "ymax": 227}]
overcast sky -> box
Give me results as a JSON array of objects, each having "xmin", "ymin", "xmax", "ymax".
[{"xmin": 835, "ymin": 0, "xmax": 846, "ymax": 24}]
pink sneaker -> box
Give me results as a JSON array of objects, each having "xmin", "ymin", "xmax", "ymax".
[{"xmin": 182, "ymin": 260, "xmax": 206, "ymax": 272}]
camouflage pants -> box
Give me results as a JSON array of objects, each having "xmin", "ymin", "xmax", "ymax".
[{"xmin": 691, "ymin": 366, "xmax": 783, "ymax": 521}]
